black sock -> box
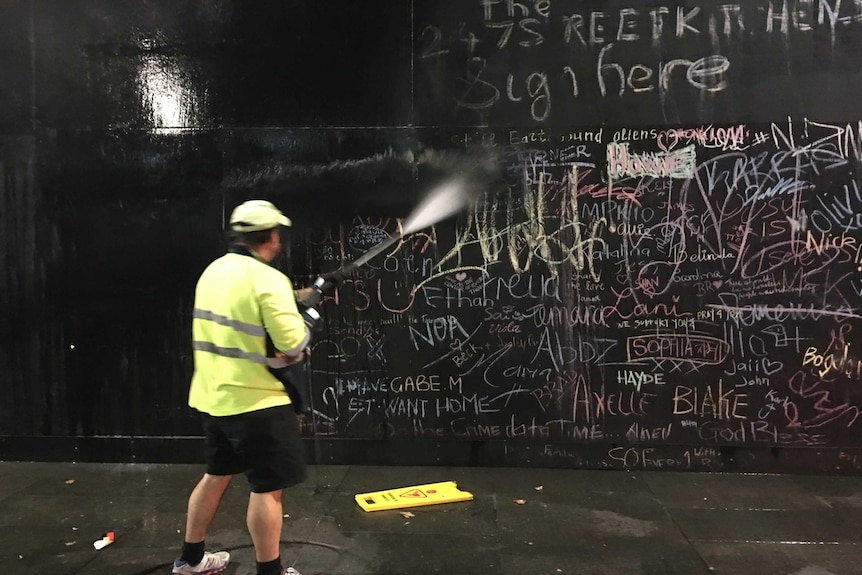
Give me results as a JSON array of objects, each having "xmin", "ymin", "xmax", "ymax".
[
  {"xmin": 180, "ymin": 540, "xmax": 205, "ymax": 565},
  {"xmin": 257, "ymin": 556, "xmax": 283, "ymax": 575}
]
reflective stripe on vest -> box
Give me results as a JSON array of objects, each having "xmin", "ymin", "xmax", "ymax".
[
  {"xmin": 193, "ymin": 308, "xmax": 266, "ymax": 337},
  {"xmin": 192, "ymin": 340, "xmax": 269, "ymax": 366},
  {"xmin": 192, "ymin": 340, "xmax": 290, "ymax": 369}
]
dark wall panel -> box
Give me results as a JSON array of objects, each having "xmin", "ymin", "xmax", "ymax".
[
  {"xmin": 40, "ymin": 130, "xmax": 224, "ymax": 436},
  {"xmin": 225, "ymin": 1, "xmax": 413, "ymax": 126},
  {"xmin": 2, "ymin": 0, "xmax": 862, "ymax": 473},
  {"xmin": 0, "ymin": 1, "xmax": 32, "ymax": 133}
]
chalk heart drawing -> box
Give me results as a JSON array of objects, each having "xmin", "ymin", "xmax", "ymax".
[
  {"xmin": 656, "ymin": 132, "xmax": 676, "ymax": 153},
  {"xmin": 455, "ymin": 272, "xmax": 468, "ymax": 281}
]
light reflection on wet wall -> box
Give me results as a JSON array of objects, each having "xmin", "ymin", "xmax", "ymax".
[{"xmin": 137, "ymin": 53, "xmax": 207, "ymax": 133}]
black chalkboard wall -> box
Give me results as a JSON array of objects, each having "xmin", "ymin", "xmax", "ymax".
[{"xmin": 2, "ymin": 0, "xmax": 862, "ymax": 472}]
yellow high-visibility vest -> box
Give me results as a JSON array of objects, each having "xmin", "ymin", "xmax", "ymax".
[{"xmin": 188, "ymin": 252, "xmax": 309, "ymax": 416}]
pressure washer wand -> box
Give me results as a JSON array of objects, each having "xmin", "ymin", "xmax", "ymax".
[{"xmin": 309, "ymin": 233, "xmax": 402, "ymax": 297}]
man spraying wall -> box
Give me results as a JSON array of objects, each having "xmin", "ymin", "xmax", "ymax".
[
  {"xmin": 172, "ymin": 151, "xmax": 495, "ymax": 575},
  {"xmin": 172, "ymin": 200, "xmax": 329, "ymax": 575}
]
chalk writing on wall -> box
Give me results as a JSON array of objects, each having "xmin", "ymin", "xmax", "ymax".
[
  {"xmin": 305, "ymin": 116, "xmax": 862, "ymax": 471},
  {"xmin": 414, "ymin": 0, "xmax": 862, "ymax": 124}
]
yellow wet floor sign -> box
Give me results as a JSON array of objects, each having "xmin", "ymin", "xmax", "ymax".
[{"xmin": 355, "ymin": 481, "xmax": 473, "ymax": 512}]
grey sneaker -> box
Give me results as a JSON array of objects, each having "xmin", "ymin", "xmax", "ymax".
[
  {"xmin": 171, "ymin": 550, "xmax": 230, "ymax": 575},
  {"xmin": 283, "ymin": 568, "xmax": 301, "ymax": 575}
]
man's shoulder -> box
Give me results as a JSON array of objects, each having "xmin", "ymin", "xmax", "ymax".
[
  {"xmin": 202, "ymin": 252, "xmax": 290, "ymax": 285},
  {"xmin": 199, "ymin": 253, "xmax": 255, "ymax": 281},
  {"xmin": 202, "ymin": 252, "xmax": 243, "ymax": 273},
  {"xmin": 239, "ymin": 254, "xmax": 292, "ymax": 283}
]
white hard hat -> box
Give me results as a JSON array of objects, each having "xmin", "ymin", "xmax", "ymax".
[{"xmin": 229, "ymin": 200, "xmax": 291, "ymax": 232}]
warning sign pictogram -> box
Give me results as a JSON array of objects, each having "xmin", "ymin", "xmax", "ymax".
[
  {"xmin": 355, "ymin": 481, "xmax": 474, "ymax": 512},
  {"xmin": 400, "ymin": 489, "xmax": 427, "ymax": 498}
]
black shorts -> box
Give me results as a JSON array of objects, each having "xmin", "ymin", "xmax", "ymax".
[{"xmin": 202, "ymin": 405, "xmax": 307, "ymax": 493}]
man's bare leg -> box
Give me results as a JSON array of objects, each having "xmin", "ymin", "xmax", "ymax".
[
  {"xmin": 247, "ymin": 489, "xmax": 283, "ymax": 562},
  {"xmin": 184, "ymin": 473, "xmax": 233, "ymax": 542}
]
